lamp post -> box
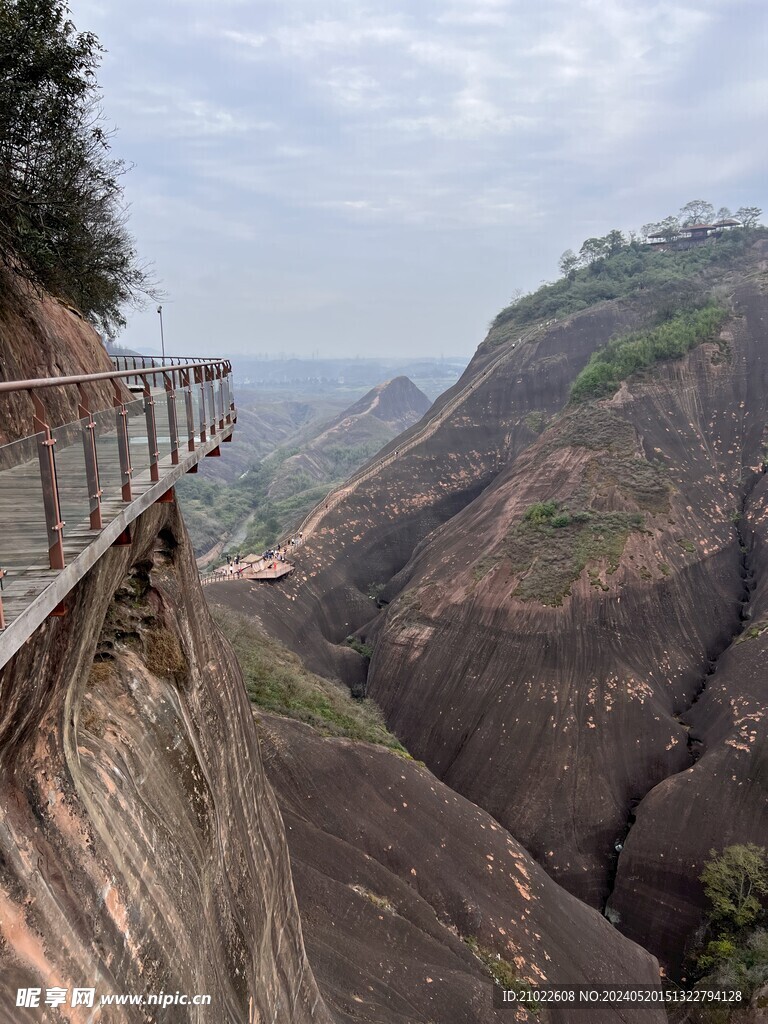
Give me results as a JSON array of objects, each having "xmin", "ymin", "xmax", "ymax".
[{"xmin": 157, "ymin": 305, "xmax": 165, "ymax": 362}]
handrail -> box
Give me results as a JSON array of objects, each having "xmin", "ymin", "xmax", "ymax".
[
  {"xmin": 0, "ymin": 359, "xmax": 232, "ymax": 394},
  {"xmin": 0, "ymin": 357, "xmax": 237, "ymax": 635},
  {"xmin": 110, "ymin": 355, "xmax": 213, "ymax": 365}
]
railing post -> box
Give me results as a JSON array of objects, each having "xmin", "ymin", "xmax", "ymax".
[
  {"xmin": 164, "ymin": 370, "xmax": 180, "ymax": 466},
  {"xmin": 31, "ymin": 392, "xmax": 66, "ymax": 571},
  {"xmin": 216, "ymin": 363, "xmax": 225, "ymax": 431},
  {"xmin": 226, "ymin": 363, "xmax": 236, "ymax": 423},
  {"xmin": 143, "ymin": 378, "xmax": 160, "ymax": 483},
  {"xmin": 224, "ymin": 369, "xmax": 232, "ymax": 426},
  {"xmin": 195, "ymin": 365, "xmax": 207, "ymax": 443},
  {"xmin": 0, "ymin": 569, "xmax": 6, "ymax": 630},
  {"xmin": 112, "ymin": 380, "xmax": 132, "ymax": 502},
  {"xmin": 179, "ymin": 368, "xmax": 195, "ymax": 452},
  {"xmin": 205, "ymin": 366, "xmax": 216, "ymax": 438},
  {"xmin": 77, "ymin": 384, "xmax": 103, "ymax": 530}
]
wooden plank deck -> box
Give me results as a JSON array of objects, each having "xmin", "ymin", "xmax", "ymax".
[
  {"xmin": 0, "ymin": 453, "xmax": 172, "ymax": 624},
  {"xmin": 201, "ymin": 561, "xmax": 295, "ymax": 585},
  {"xmin": 0, "ymin": 405, "xmax": 233, "ymax": 665}
]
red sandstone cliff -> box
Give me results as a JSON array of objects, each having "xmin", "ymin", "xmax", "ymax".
[
  {"xmin": 221, "ymin": 242, "xmax": 768, "ymax": 978},
  {"xmin": 0, "ymin": 279, "xmax": 330, "ymax": 1022}
]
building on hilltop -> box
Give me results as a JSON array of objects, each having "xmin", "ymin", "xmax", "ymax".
[{"xmin": 647, "ymin": 218, "xmax": 741, "ymax": 251}]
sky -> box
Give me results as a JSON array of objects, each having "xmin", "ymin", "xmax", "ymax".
[{"xmin": 67, "ymin": 0, "xmax": 768, "ymax": 359}]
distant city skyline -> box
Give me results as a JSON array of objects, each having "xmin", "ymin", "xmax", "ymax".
[{"xmin": 71, "ymin": 0, "xmax": 767, "ymax": 359}]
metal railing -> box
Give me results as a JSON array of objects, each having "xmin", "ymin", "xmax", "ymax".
[{"xmin": 0, "ymin": 358, "xmax": 235, "ymax": 631}]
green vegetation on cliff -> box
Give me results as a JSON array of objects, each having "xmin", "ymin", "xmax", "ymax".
[
  {"xmin": 571, "ymin": 304, "xmax": 727, "ymax": 403},
  {"xmin": 463, "ymin": 936, "xmax": 538, "ymax": 1011},
  {"xmin": 214, "ymin": 609, "xmax": 408, "ymax": 754},
  {"xmin": 496, "ymin": 408, "xmax": 670, "ymax": 605},
  {"xmin": 672, "ymin": 846, "xmax": 768, "ymax": 1021},
  {"xmin": 505, "ymin": 503, "xmax": 645, "ymax": 605},
  {"xmin": 487, "ymin": 219, "xmax": 764, "ymax": 349}
]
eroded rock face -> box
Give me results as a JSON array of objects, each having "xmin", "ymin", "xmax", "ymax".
[
  {"xmin": 0, "ymin": 498, "xmax": 329, "ymax": 1021},
  {"xmin": 366, "ymin": 282, "xmax": 768, "ymax": 960},
  {"xmin": 365, "ymin": 281, "xmax": 768, "ymax": 970},
  {"xmin": 257, "ymin": 713, "xmax": 665, "ymax": 1024},
  {"xmin": 228, "ymin": 255, "xmax": 768, "ymax": 975},
  {"xmin": 0, "ymin": 270, "xmax": 120, "ymax": 442},
  {"xmin": 606, "ymin": 473, "xmax": 768, "ymax": 974}
]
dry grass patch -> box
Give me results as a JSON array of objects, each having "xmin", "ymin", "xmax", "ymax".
[
  {"xmin": 144, "ymin": 626, "xmax": 187, "ymax": 681},
  {"xmin": 213, "ymin": 609, "xmax": 409, "ymax": 754}
]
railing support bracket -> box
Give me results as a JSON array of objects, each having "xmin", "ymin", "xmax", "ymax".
[{"xmin": 112, "ymin": 526, "xmax": 132, "ymax": 547}]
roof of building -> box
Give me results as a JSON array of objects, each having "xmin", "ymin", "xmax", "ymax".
[{"xmin": 648, "ymin": 219, "xmax": 740, "ymax": 239}]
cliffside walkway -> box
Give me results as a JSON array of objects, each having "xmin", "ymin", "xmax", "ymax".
[
  {"xmin": 200, "ymin": 559, "xmax": 295, "ymax": 586},
  {"xmin": 0, "ymin": 357, "xmax": 236, "ymax": 669},
  {"xmin": 293, "ymin": 320, "xmax": 550, "ymax": 542}
]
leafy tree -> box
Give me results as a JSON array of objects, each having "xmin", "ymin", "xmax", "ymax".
[
  {"xmin": 558, "ymin": 249, "xmax": 579, "ymax": 277},
  {"xmin": 700, "ymin": 844, "xmax": 768, "ymax": 930},
  {"xmin": 640, "ymin": 222, "xmax": 659, "ymax": 240},
  {"xmin": 656, "ymin": 215, "xmax": 681, "ymax": 241},
  {"xmin": 735, "ymin": 206, "xmax": 763, "ymax": 228},
  {"xmin": 716, "ymin": 206, "xmax": 732, "ymax": 222},
  {"xmin": 579, "ymin": 237, "xmax": 608, "ymax": 264},
  {"xmin": 604, "ymin": 229, "xmax": 626, "ymax": 255},
  {"xmin": 0, "ymin": 0, "xmax": 153, "ymax": 330},
  {"xmin": 679, "ymin": 199, "xmax": 715, "ymax": 225}
]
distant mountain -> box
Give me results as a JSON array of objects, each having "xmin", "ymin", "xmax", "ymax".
[
  {"xmin": 177, "ymin": 376, "xmax": 430, "ymax": 559},
  {"xmin": 195, "ymin": 391, "xmax": 350, "ymax": 484},
  {"xmin": 268, "ymin": 376, "xmax": 430, "ymax": 500}
]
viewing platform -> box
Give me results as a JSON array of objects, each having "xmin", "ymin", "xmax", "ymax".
[
  {"xmin": 200, "ymin": 556, "xmax": 295, "ymax": 586},
  {"xmin": 0, "ymin": 356, "xmax": 236, "ymax": 670}
]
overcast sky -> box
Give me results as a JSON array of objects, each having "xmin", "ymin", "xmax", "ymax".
[{"xmin": 68, "ymin": 0, "xmax": 767, "ymax": 359}]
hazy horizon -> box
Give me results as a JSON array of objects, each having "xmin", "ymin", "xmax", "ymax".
[{"xmin": 70, "ymin": 0, "xmax": 767, "ymax": 360}]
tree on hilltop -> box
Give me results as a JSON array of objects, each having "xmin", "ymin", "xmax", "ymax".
[
  {"xmin": 579, "ymin": 237, "xmax": 608, "ymax": 264},
  {"xmin": 0, "ymin": 0, "xmax": 154, "ymax": 330},
  {"xmin": 656, "ymin": 215, "xmax": 681, "ymax": 241},
  {"xmin": 679, "ymin": 199, "xmax": 715, "ymax": 225},
  {"xmin": 558, "ymin": 249, "xmax": 579, "ymax": 278},
  {"xmin": 604, "ymin": 229, "xmax": 625, "ymax": 255},
  {"xmin": 735, "ymin": 206, "xmax": 763, "ymax": 228}
]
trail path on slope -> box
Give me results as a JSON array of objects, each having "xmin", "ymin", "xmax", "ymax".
[{"xmin": 294, "ymin": 322, "xmax": 547, "ymax": 542}]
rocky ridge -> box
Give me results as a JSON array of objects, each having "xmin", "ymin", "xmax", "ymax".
[{"xmin": 268, "ymin": 375, "xmax": 431, "ymax": 500}]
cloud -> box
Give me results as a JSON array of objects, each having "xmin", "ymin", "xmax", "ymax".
[{"xmin": 66, "ymin": 0, "xmax": 767, "ymax": 357}]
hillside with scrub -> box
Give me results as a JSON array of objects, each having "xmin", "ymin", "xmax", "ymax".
[{"xmin": 485, "ymin": 201, "xmax": 763, "ymax": 349}]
